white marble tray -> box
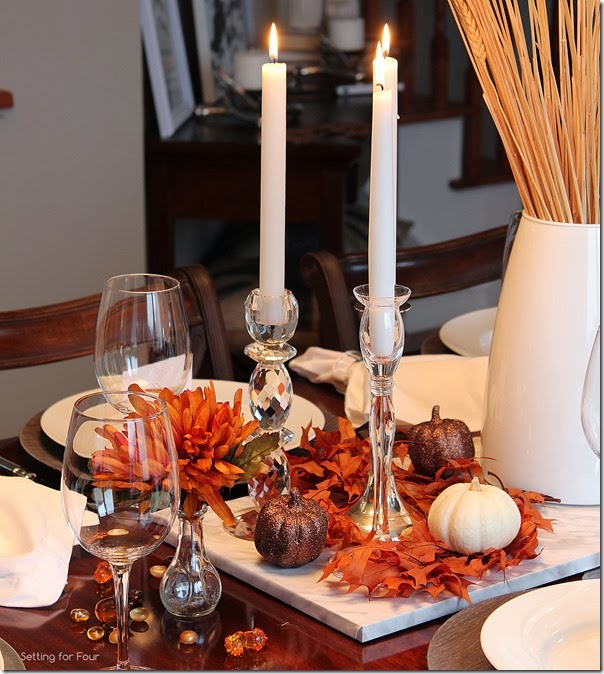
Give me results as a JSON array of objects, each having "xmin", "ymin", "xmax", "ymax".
[{"xmin": 202, "ymin": 496, "xmax": 600, "ymax": 643}]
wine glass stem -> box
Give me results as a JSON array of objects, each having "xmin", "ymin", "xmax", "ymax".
[{"xmin": 111, "ymin": 563, "xmax": 133, "ymax": 670}]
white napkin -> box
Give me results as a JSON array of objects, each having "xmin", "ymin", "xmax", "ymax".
[
  {"xmin": 346, "ymin": 354, "xmax": 488, "ymax": 431},
  {"xmin": 291, "ymin": 347, "xmax": 488, "ymax": 432},
  {"xmin": 290, "ymin": 347, "xmax": 362, "ymax": 393},
  {"xmin": 0, "ymin": 477, "xmax": 79, "ymax": 608}
]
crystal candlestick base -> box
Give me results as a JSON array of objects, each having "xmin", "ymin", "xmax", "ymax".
[
  {"xmin": 223, "ymin": 289, "xmax": 297, "ymax": 540},
  {"xmin": 345, "ymin": 284, "xmax": 412, "ymax": 541}
]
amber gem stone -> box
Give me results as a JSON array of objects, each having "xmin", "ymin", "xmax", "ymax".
[
  {"xmin": 93, "ymin": 561, "xmax": 113, "ymax": 584},
  {"xmin": 87, "ymin": 626, "xmax": 105, "ymax": 641},
  {"xmin": 70, "ymin": 608, "xmax": 90, "ymax": 623},
  {"xmin": 224, "ymin": 628, "xmax": 268, "ymax": 656},
  {"xmin": 179, "ymin": 630, "xmax": 198, "ymax": 645}
]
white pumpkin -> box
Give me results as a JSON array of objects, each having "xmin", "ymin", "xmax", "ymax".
[{"xmin": 427, "ymin": 477, "xmax": 521, "ymax": 554}]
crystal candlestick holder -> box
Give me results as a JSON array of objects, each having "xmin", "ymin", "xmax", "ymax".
[
  {"xmin": 224, "ymin": 289, "xmax": 298, "ymax": 540},
  {"xmin": 244, "ymin": 288, "xmax": 298, "ymax": 444},
  {"xmin": 345, "ymin": 284, "xmax": 412, "ymax": 541}
]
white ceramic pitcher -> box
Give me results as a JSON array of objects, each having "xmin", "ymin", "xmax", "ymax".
[{"xmin": 482, "ymin": 212, "xmax": 600, "ymax": 504}]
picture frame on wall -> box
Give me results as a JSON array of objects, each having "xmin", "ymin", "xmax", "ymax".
[
  {"xmin": 192, "ymin": 0, "xmax": 249, "ymax": 105},
  {"xmin": 141, "ymin": 0, "xmax": 195, "ymax": 139}
]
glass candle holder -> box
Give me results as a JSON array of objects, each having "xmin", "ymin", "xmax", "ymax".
[
  {"xmin": 224, "ymin": 289, "xmax": 298, "ymax": 541},
  {"xmin": 244, "ymin": 288, "xmax": 299, "ymax": 444},
  {"xmin": 345, "ymin": 284, "xmax": 412, "ymax": 541}
]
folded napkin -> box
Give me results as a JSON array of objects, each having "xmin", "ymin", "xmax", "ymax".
[
  {"xmin": 290, "ymin": 347, "xmax": 363, "ymax": 393},
  {"xmin": 291, "ymin": 347, "xmax": 488, "ymax": 432},
  {"xmin": 0, "ymin": 477, "xmax": 79, "ymax": 608}
]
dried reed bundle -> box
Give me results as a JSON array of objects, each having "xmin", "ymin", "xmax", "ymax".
[{"xmin": 448, "ymin": 0, "xmax": 599, "ymax": 223}]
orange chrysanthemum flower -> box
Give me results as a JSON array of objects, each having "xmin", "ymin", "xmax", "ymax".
[
  {"xmin": 90, "ymin": 421, "xmax": 174, "ymax": 494},
  {"xmin": 158, "ymin": 382, "xmax": 258, "ymax": 523},
  {"xmin": 90, "ymin": 382, "xmax": 278, "ymax": 526}
]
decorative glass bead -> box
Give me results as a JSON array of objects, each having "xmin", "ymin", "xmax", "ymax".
[
  {"xmin": 70, "ymin": 608, "xmax": 90, "ymax": 623},
  {"xmin": 108, "ymin": 629, "xmax": 119, "ymax": 644},
  {"xmin": 86, "ymin": 626, "xmax": 105, "ymax": 641},
  {"xmin": 245, "ymin": 628, "xmax": 268, "ymax": 651},
  {"xmin": 129, "ymin": 607, "xmax": 149, "ymax": 622},
  {"xmin": 150, "ymin": 565, "xmax": 167, "ymax": 578},
  {"xmin": 95, "ymin": 592, "xmax": 143, "ymax": 627},
  {"xmin": 95, "ymin": 598, "xmax": 116, "ymax": 626},
  {"xmin": 179, "ymin": 630, "xmax": 198, "ymax": 645},
  {"xmin": 224, "ymin": 628, "xmax": 268, "ymax": 656},
  {"xmin": 93, "ymin": 561, "xmax": 113, "ymax": 584}
]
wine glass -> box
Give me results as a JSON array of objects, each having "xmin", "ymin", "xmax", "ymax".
[
  {"xmin": 95, "ymin": 273, "xmax": 192, "ymax": 406},
  {"xmin": 61, "ymin": 390, "xmax": 179, "ymax": 670},
  {"xmin": 581, "ymin": 326, "xmax": 600, "ymax": 458}
]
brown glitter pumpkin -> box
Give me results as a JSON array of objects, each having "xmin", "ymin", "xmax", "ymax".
[
  {"xmin": 253, "ymin": 488, "xmax": 328, "ymax": 568},
  {"xmin": 407, "ymin": 405, "xmax": 475, "ymax": 477}
]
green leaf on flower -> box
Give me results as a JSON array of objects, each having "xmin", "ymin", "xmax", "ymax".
[{"xmin": 224, "ymin": 432, "xmax": 281, "ymax": 482}]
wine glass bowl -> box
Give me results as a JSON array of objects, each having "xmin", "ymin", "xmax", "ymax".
[
  {"xmin": 94, "ymin": 273, "xmax": 192, "ymax": 404},
  {"xmin": 61, "ymin": 390, "xmax": 179, "ymax": 670},
  {"xmin": 581, "ymin": 326, "xmax": 600, "ymax": 458}
]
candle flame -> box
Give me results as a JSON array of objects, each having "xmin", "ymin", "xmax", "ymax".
[
  {"xmin": 269, "ymin": 22, "xmax": 278, "ymax": 61},
  {"xmin": 374, "ymin": 42, "xmax": 385, "ymax": 88},
  {"xmin": 382, "ymin": 24, "xmax": 390, "ymax": 56}
]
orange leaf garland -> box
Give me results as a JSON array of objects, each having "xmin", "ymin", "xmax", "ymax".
[
  {"xmin": 290, "ymin": 418, "xmax": 557, "ymax": 603},
  {"xmin": 289, "ymin": 418, "xmax": 371, "ymax": 512}
]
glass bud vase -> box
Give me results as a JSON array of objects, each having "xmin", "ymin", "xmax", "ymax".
[{"xmin": 159, "ymin": 503, "xmax": 222, "ymax": 618}]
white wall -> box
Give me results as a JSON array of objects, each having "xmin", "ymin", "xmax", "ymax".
[
  {"xmin": 398, "ymin": 118, "xmax": 522, "ymax": 245},
  {"xmin": 0, "ymin": 0, "xmax": 145, "ymax": 437},
  {"xmin": 393, "ymin": 117, "xmax": 522, "ymax": 347}
]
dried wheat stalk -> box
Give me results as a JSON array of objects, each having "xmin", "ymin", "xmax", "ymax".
[{"xmin": 448, "ymin": 0, "xmax": 599, "ymax": 223}]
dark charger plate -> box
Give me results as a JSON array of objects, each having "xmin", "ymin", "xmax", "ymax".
[
  {"xmin": 426, "ymin": 591, "xmax": 526, "ymax": 670},
  {"xmin": 19, "ymin": 411, "xmax": 64, "ymax": 473}
]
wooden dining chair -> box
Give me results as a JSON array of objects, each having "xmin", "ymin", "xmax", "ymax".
[
  {"xmin": 300, "ymin": 225, "xmax": 508, "ymax": 353},
  {"xmin": 0, "ymin": 264, "xmax": 234, "ymax": 380}
]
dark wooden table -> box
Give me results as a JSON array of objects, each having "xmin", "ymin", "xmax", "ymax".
[
  {"xmin": 145, "ymin": 96, "xmax": 368, "ymax": 275},
  {"xmin": 0, "ymin": 377, "xmax": 443, "ymax": 670}
]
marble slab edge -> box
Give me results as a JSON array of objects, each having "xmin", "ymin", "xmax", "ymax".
[{"xmin": 202, "ymin": 497, "xmax": 600, "ymax": 643}]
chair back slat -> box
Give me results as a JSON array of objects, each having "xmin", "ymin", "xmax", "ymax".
[
  {"xmin": 0, "ymin": 264, "xmax": 234, "ymax": 380},
  {"xmin": 301, "ymin": 225, "xmax": 508, "ymax": 352}
]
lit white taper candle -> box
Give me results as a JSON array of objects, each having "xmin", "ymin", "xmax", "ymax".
[
  {"xmin": 259, "ymin": 23, "xmax": 286, "ymax": 311},
  {"xmin": 368, "ymin": 43, "xmax": 396, "ymax": 356},
  {"xmin": 381, "ymin": 24, "xmax": 398, "ymax": 223}
]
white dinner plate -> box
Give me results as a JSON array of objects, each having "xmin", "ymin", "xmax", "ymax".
[
  {"xmin": 439, "ymin": 306, "xmax": 497, "ymax": 357},
  {"xmin": 40, "ymin": 379, "xmax": 325, "ymax": 455},
  {"xmin": 480, "ymin": 579, "xmax": 601, "ymax": 670}
]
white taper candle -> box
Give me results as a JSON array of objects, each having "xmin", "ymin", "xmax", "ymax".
[
  {"xmin": 259, "ymin": 23, "xmax": 287, "ymax": 308},
  {"xmin": 368, "ymin": 43, "xmax": 396, "ymax": 356},
  {"xmin": 381, "ymin": 24, "xmax": 398, "ymax": 225}
]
